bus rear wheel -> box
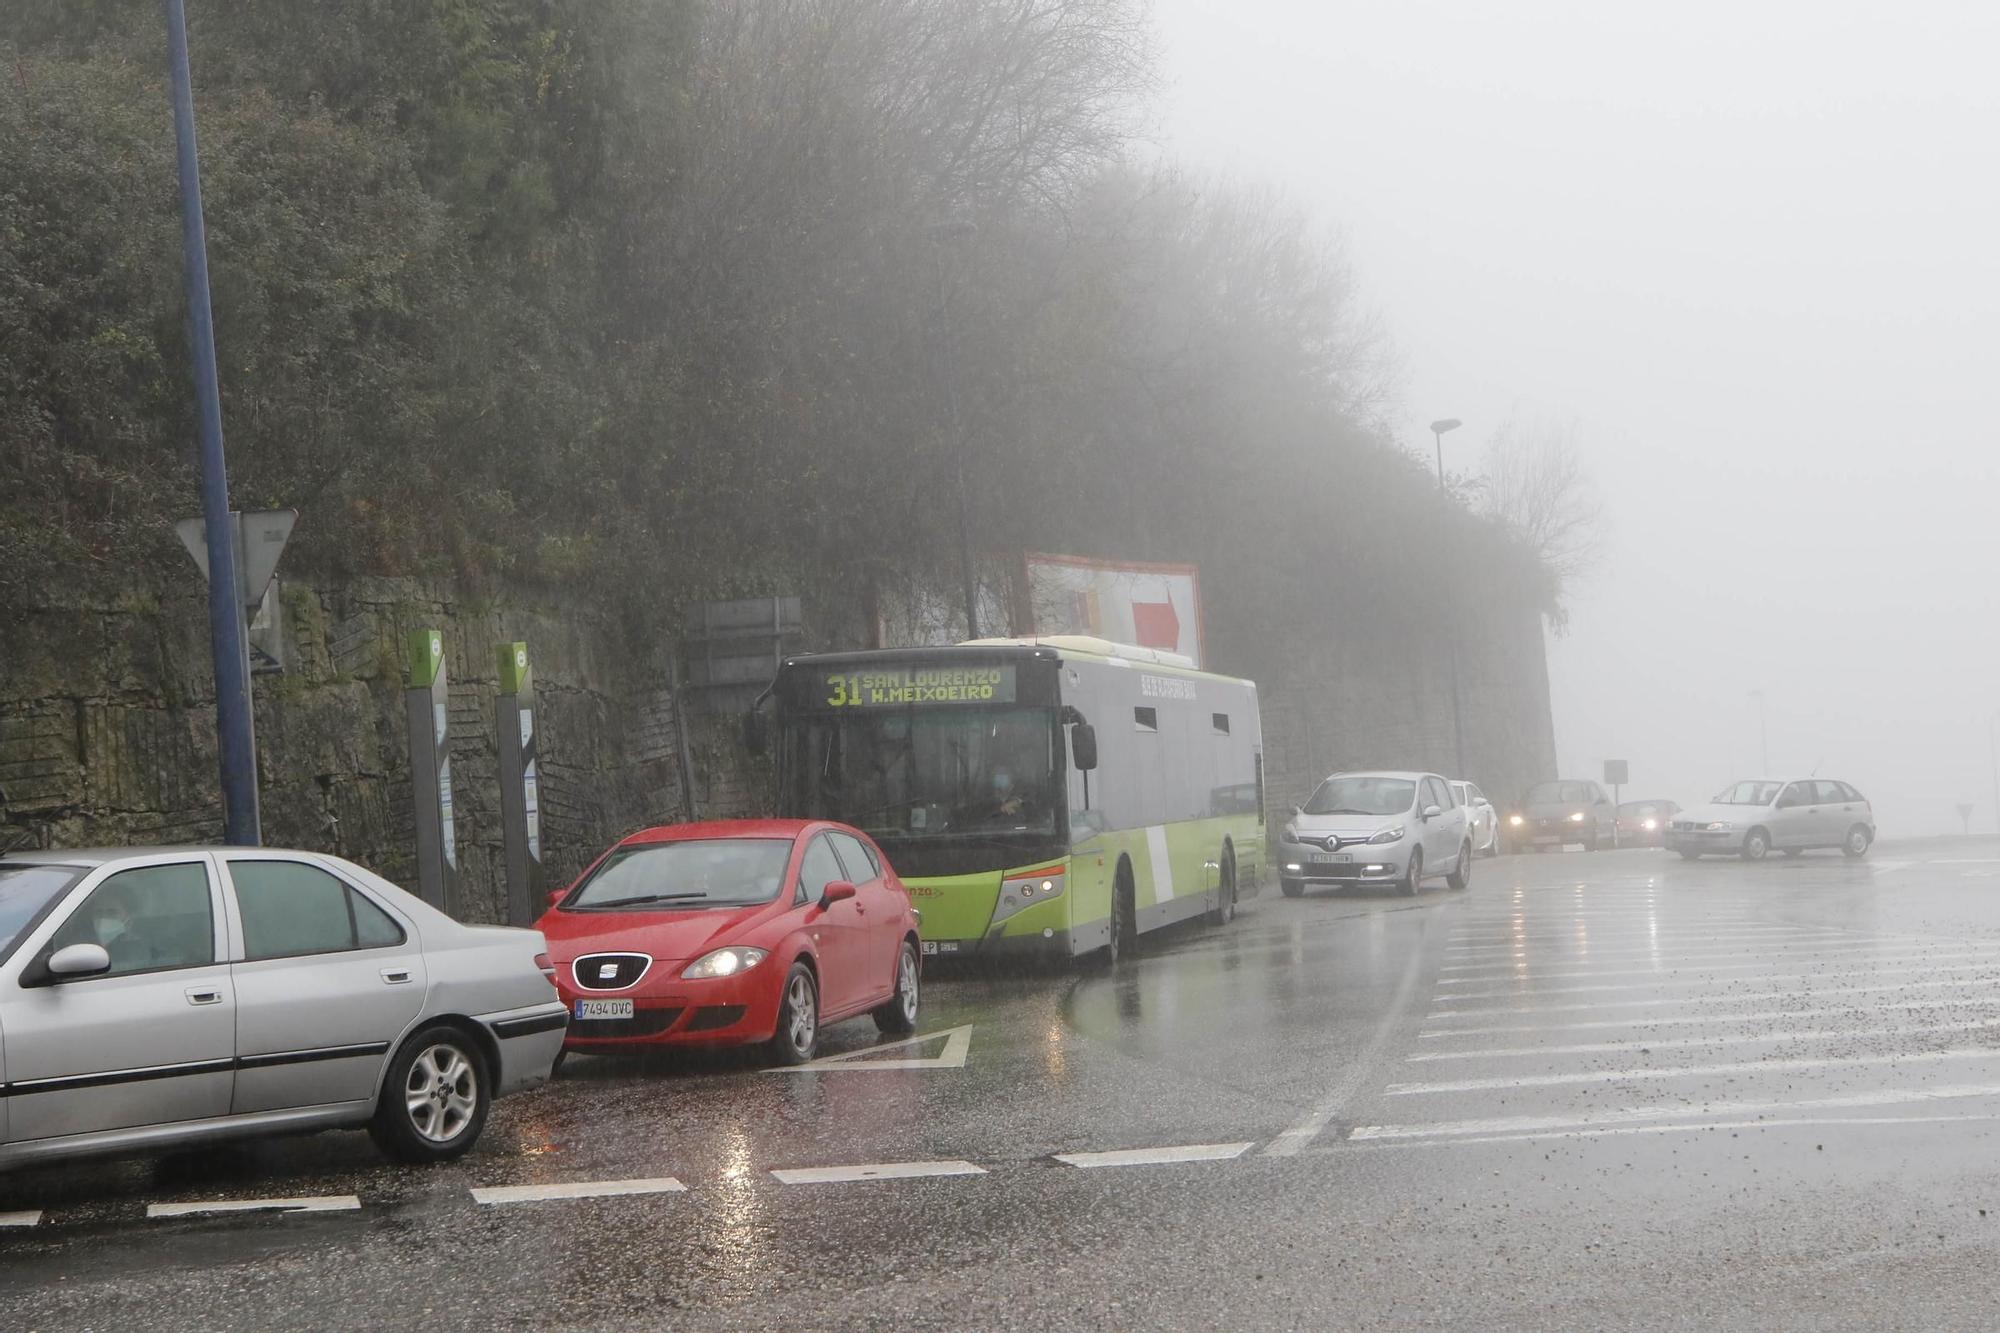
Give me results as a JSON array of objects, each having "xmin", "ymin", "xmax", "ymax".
[{"xmin": 1205, "ymin": 850, "xmax": 1237, "ymax": 926}]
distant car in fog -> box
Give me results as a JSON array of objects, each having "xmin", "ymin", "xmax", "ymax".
[
  {"xmin": 1616, "ymin": 799, "xmax": 1681, "ymax": 847},
  {"xmin": 1450, "ymin": 781, "xmax": 1501, "ymax": 856},
  {"xmin": 1666, "ymin": 779, "xmax": 1875, "ymax": 862},
  {"xmin": 1279, "ymin": 771, "xmax": 1472, "ymax": 897},
  {"xmin": 1504, "ymin": 779, "xmax": 1618, "ymax": 853}
]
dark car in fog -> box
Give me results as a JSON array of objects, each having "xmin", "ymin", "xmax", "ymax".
[
  {"xmin": 1504, "ymin": 780, "xmax": 1618, "ymax": 853},
  {"xmin": 1616, "ymin": 799, "xmax": 1681, "ymax": 847}
]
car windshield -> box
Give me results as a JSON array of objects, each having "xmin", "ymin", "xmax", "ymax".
[
  {"xmin": 1618, "ymin": 802, "xmax": 1665, "ymax": 816},
  {"xmin": 1303, "ymin": 776, "xmax": 1415, "ymax": 817},
  {"xmin": 780, "ymin": 706, "xmax": 1059, "ymax": 837},
  {"xmin": 0, "ymin": 863, "xmax": 86, "ymax": 957},
  {"xmin": 1713, "ymin": 781, "xmax": 1783, "ymax": 806},
  {"xmin": 563, "ymin": 839, "xmax": 793, "ymax": 910},
  {"xmin": 1526, "ymin": 782, "xmax": 1592, "ymax": 805}
]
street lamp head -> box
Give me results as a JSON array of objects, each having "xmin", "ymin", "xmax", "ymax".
[{"xmin": 1429, "ymin": 418, "xmax": 1461, "ymax": 436}]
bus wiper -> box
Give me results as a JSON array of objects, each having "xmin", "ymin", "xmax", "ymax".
[{"xmin": 584, "ymin": 893, "xmax": 711, "ymax": 909}]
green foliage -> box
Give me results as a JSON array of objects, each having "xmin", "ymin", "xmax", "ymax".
[{"xmin": 0, "ymin": 0, "xmax": 1554, "ymax": 634}]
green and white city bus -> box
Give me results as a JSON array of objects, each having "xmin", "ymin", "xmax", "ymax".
[{"xmin": 760, "ymin": 637, "xmax": 1264, "ymax": 961}]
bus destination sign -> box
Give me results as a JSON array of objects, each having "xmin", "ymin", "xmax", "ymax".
[{"xmin": 822, "ymin": 665, "xmax": 1017, "ymax": 708}]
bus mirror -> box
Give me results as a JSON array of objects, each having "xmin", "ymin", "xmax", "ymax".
[
  {"xmin": 1071, "ymin": 723, "xmax": 1099, "ymax": 772},
  {"xmin": 742, "ymin": 709, "xmax": 769, "ymax": 755}
]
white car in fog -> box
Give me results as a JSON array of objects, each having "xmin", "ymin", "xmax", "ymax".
[
  {"xmin": 1666, "ymin": 778, "xmax": 1876, "ymax": 862},
  {"xmin": 1278, "ymin": 771, "xmax": 1473, "ymax": 897},
  {"xmin": 1450, "ymin": 781, "xmax": 1500, "ymax": 856}
]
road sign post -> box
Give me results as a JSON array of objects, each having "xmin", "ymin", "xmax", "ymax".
[
  {"xmin": 404, "ymin": 631, "xmax": 457, "ymax": 914},
  {"xmin": 494, "ymin": 642, "xmax": 544, "ymax": 925},
  {"xmin": 173, "ymin": 508, "xmax": 298, "ymax": 846},
  {"xmin": 1605, "ymin": 759, "xmax": 1629, "ymax": 811}
]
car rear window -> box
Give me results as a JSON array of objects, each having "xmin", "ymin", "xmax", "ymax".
[{"xmin": 1526, "ymin": 782, "xmax": 1592, "ymax": 804}]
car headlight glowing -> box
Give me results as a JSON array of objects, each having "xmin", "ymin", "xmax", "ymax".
[
  {"xmin": 1508, "ymin": 815, "xmax": 1525, "ymax": 826},
  {"xmin": 1569, "ymin": 811, "xmax": 1586, "ymax": 823},
  {"xmin": 1368, "ymin": 825, "xmax": 1405, "ymax": 845},
  {"xmin": 682, "ymin": 946, "xmax": 768, "ymax": 979},
  {"xmin": 1642, "ymin": 818, "xmax": 1657, "ymax": 831}
]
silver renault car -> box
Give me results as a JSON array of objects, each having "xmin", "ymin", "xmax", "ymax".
[
  {"xmin": 1277, "ymin": 771, "xmax": 1473, "ymax": 897},
  {"xmin": 0, "ymin": 846, "xmax": 567, "ymax": 1172}
]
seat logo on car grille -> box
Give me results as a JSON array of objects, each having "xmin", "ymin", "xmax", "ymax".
[{"xmin": 599, "ymin": 963, "xmax": 619, "ymax": 981}]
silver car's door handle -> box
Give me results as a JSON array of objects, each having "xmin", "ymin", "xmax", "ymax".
[
  {"xmin": 185, "ymin": 985, "xmax": 224, "ymax": 1006},
  {"xmin": 381, "ymin": 967, "xmax": 413, "ymax": 985}
]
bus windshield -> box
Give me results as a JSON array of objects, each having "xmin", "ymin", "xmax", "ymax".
[{"xmin": 781, "ymin": 706, "xmax": 1060, "ymax": 838}]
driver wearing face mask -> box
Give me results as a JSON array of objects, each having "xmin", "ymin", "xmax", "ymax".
[
  {"xmin": 89, "ymin": 895, "xmax": 157, "ymax": 971},
  {"xmin": 989, "ymin": 769, "xmax": 1025, "ymax": 819}
]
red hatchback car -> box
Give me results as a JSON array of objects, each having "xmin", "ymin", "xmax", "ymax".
[{"xmin": 536, "ymin": 820, "xmax": 921, "ymax": 1065}]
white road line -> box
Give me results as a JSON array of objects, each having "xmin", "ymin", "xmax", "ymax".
[
  {"xmin": 770, "ymin": 1160, "xmax": 986, "ymax": 1185},
  {"xmin": 1427, "ymin": 974, "xmax": 2000, "ymax": 1019},
  {"xmin": 1350, "ymin": 1081, "xmax": 2000, "ymax": 1141},
  {"xmin": 1434, "ymin": 959, "xmax": 2000, "ymax": 1002},
  {"xmin": 1386, "ymin": 1045, "xmax": 2000, "ymax": 1096},
  {"xmin": 771, "ymin": 1024, "xmax": 973, "ymax": 1072},
  {"xmin": 1054, "ymin": 1143, "xmax": 1254, "ymax": 1169},
  {"xmin": 1406, "ymin": 1016, "xmax": 2000, "ymax": 1061},
  {"xmin": 471, "ymin": 1178, "xmax": 687, "ymax": 1205},
  {"xmin": 1931, "ymin": 859, "xmax": 2000, "ymax": 865},
  {"xmin": 1419, "ymin": 997, "xmax": 2000, "ymax": 1039},
  {"xmin": 147, "ymin": 1195, "xmax": 361, "ymax": 1219},
  {"xmin": 0, "ymin": 1211, "xmax": 43, "ymax": 1228},
  {"xmin": 1346, "ymin": 1112, "xmax": 2000, "ymax": 1151},
  {"xmin": 1266, "ymin": 910, "xmax": 1433, "ymax": 1157},
  {"xmin": 1444, "ymin": 929, "xmax": 1851, "ymax": 954},
  {"xmin": 1438, "ymin": 943, "xmax": 2000, "ymax": 978}
]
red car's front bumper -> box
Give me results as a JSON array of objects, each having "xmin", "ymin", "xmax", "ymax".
[{"xmin": 553, "ymin": 964, "xmax": 784, "ymax": 1050}]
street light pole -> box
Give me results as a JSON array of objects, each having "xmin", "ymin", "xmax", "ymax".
[
  {"xmin": 1751, "ymin": 690, "xmax": 1769, "ymax": 773},
  {"xmin": 930, "ymin": 220, "xmax": 980, "ymax": 641},
  {"xmin": 1429, "ymin": 418, "xmax": 1466, "ymax": 777},
  {"xmin": 1988, "ymin": 713, "xmax": 1999, "ymax": 836},
  {"xmin": 165, "ymin": 0, "xmax": 260, "ymax": 845}
]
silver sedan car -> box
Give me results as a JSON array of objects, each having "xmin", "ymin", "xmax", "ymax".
[
  {"xmin": 1666, "ymin": 778, "xmax": 1877, "ymax": 861},
  {"xmin": 0, "ymin": 846, "xmax": 567, "ymax": 1172},
  {"xmin": 1277, "ymin": 771, "xmax": 1473, "ymax": 897}
]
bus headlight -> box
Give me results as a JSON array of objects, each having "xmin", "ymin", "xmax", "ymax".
[{"xmin": 991, "ymin": 867, "xmax": 1066, "ymax": 924}]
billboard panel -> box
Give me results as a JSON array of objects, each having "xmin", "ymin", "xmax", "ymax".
[{"xmin": 1020, "ymin": 553, "xmax": 1204, "ymax": 667}]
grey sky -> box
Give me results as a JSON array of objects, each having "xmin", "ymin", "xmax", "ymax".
[{"xmin": 1152, "ymin": 0, "xmax": 2000, "ymax": 833}]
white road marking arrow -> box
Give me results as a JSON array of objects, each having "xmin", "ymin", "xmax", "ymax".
[{"xmin": 766, "ymin": 1024, "xmax": 972, "ymax": 1073}]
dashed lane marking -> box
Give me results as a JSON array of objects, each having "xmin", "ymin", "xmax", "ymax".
[
  {"xmin": 1438, "ymin": 942, "xmax": 2000, "ymax": 977},
  {"xmin": 1385, "ymin": 1045, "xmax": 2000, "ymax": 1096},
  {"xmin": 770, "ymin": 1160, "xmax": 987, "ymax": 1185},
  {"xmin": 471, "ymin": 1178, "xmax": 687, "ymax": 1205},
  {"xmin": 769, "ymin": 1025, "xmax": 972, "ymax": 1073},
  {"xmin": 1054, "ymin": 1143, "xmax": 1255, "ymax": 1169},
  {"xmin": 0, "ymin": 1211, "xmax": 43, "ymax": 1228},
  {"xmin": 147, "ymin": 1195, "xmax": 361, "ymax": 1219},
  {"xmin": 1350, "ymin": 1082, "xmax": 2000, "ymax": 1142}
]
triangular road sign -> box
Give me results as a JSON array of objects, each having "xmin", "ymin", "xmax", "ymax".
[
  {"xmin": 766, "ymin": 1024, "xmax": 972, "ymax": 1073},
  {"xmin": 175, "ymin": 509, "xmax": 297, "ymax": 611}
]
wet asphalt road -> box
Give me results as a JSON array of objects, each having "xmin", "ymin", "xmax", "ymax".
[{"xmin": 8, "ymin": 840, "xmax": 2000, "ymax": 1330}]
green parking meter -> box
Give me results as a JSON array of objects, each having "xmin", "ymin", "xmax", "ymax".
[
  {"xmin": 495, "ymin": 642, "xmax": 544, "ymax": 925},
  {"xmin": 404, "ymin": 629, "xmax": 457, "ymax": 913}
]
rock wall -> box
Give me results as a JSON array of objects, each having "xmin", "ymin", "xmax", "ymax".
[{"xmin": 0, "ymin": 577, "xmax": 758, "ymax": 922}]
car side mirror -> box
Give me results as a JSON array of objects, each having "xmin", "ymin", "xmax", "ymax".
[
  {"xmin": 1071, "ymin": 723, "xmax": 1098, "ymax": 772},
  {"xmin": 1422, "ymin": 804, "xmax": 1443, "ymax": 821},
  {"xmin": 46, "ymin": 942, "xmax": 111, "ymax": 982},
  {"xmin": 820, "ymin": 881, "xmax": 857, "ymax": 907}
]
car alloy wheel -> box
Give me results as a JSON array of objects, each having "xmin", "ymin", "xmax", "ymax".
[
  {"xmin": 1742, "ymin": 829, "xmax": 1770, "ymax": 862},
  {"xmin": 875, "ymin": 941, "xmax": 920, "ymax": 1035},
  {"xmin": 404, "ymin": 1042, "xmax": 480, "ymax": 1144},
  {"xmin": 786, "ymin": 970, "xmax": 818, "ymax": 1052},
  {"xmin": 1844, "ymin": 826, "xmax": 1872, "ymax": 857}
]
